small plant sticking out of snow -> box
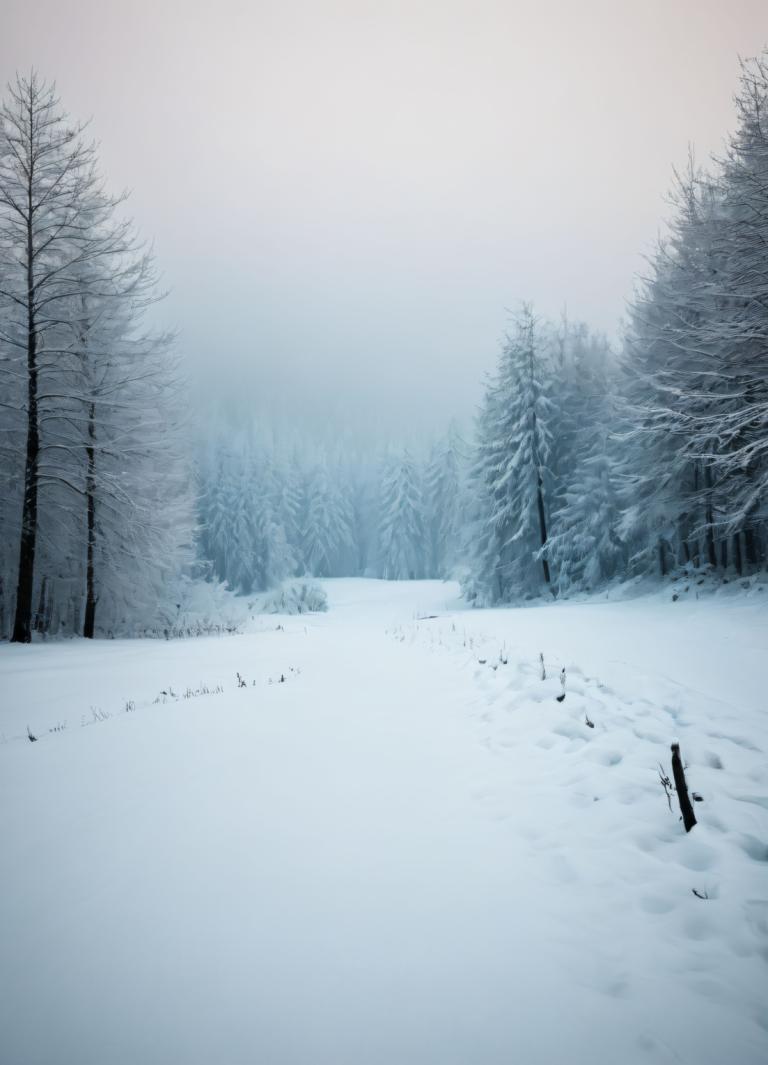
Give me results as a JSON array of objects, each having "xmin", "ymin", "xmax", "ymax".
[
  {"xmin": 268, "ymin": 666, "xmax": 300, "ymax": 686},
  {"xmin": 585, "ymin": 712, "xmax": 595, "ymax": 729},
  {"xmin": 182, "ymin": 684, "xmax": 222, "ymax": 700},
  {"xmin": 539, "ymin": 653, "xmax": 546, "ymax": 681},
  {"xmin": 236, "ymin": 673, "xmax": 247, "ymax": 688},
  {"xmin": 556, "ymin": 668, "xmax": 566, "ymax": 702},
  {"xmin": 658, "ymin": 764, "xmax": 674, "ymax": 811},
  {"xmin": 692, "ymin": 889, "xmax": 709, "ymax": 900},
  {"xmin": 48, "ymin": 722, "xmax": 66, "ymax": 734},
  {"xmin": 82, "ymin": 707, "xmax": 111, "ymax": 725},
  {"xmin": 26, "ymin": 726, "xmax": 37, "ymax": 743},
  {"xmin": 124, "ymin": 700, "xmax": 136, "ymax": 713}
]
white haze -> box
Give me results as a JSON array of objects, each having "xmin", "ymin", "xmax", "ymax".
[{"xmin": 2, "ymin": 0, "xmax": 768, "ymax": 434}]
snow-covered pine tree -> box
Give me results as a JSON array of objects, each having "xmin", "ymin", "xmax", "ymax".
[
  {"xmin": 620, "ymin": 157, "xmax": 726, "ymax": 576},
  {"xmin": 198, "ymin": 440, "xmax": 235, "ymax": 585},
  {"xmin": 424, "ymin": 426, "xmax": 464, "ymax": 578},
  {"xmin": 347, "ymin": 457, "xmax": 377, "ymax": 576},
  {"xmin": 302, "ymin": 455, "xmax": 355, "ymax": 578},
  {"xmin": 464, "ymin": 305, "xmax": 556, "ymax": 603},
  {"xmin": 704, "ymin": 54, "xmax": 768, "ymax": 564},
  {"xmin": 547, "ymin": 322, "xmax": 625, "ymax": 593},
  {"xmin": 620, "ymin": 56, "xmax": 768, "ymax": 578},
  {"xmin": 377, "ymin": 450, "xmax": 425, "ymax": 580},
  {"xmin": 200, "ymin": 437, "xmax": 296, "ymax": 594},
  {"xmin": 547, "ymin": 429, "xmax": 627, "ymax": 593},
  {"xmin": 272, "ymin": 451, "xmax": 305, "ymax": 573}
]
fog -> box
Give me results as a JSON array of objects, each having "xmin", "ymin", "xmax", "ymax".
[{"xmin": 2, "ymin": 0, "xmax": 767, "ymax": 434}]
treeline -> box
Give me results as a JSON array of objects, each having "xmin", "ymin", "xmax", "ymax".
[
  {"xmin": 0, "ymin": 75, "xmax": 191, "ymax": 640},
  {"xmin": 197, "ymin": 428, "xmax": 466, "ymax": 591},
  {"xmin": 203, "ymin": 58, "xmax": 767, "ymax": 607},
  {"xmin": 3, "ymin": 56, "xmax": 767, "ymax": 636},
  {"xmin": 465, "ymin": 56, "xmax": 768, "ymax": 602}
]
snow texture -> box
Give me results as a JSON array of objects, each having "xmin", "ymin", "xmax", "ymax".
[{"xmin": 1, "ymin": 580, "xmax": 766, "ymax": 1064}]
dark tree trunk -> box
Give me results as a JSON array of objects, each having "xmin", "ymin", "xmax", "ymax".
[
  {"xmin": 536, "ymin": 475, "xmax": 551, "ymax": 586},
  {"xmin": 530, "ymin": 397, "xmax": 550, "ymax": 589},
  {"xmin": 11, "ymin": 185, "xmax": 39, "ymax": 644},
  {"xmin": 43, "ymin": 579, "xmax": 54, "ymax": 633},
  {"xmin": 744, "ymin": 527, "xmax": 760, "ymax": 569},
  {"xmin": 680, "ymin": 518, "xmax": 691, "ymax": 565},
  {"xmin": 704, "ymin": 464, "xmax": 717, "ymax": 568},
  {"xmin": 733, "ymin": 532, "xmax": 743, "ymax": 576},
  {"xmin": 34, "ymin": 576, "xmax": 47, "ymax": 634},
  {"xmin": 83, "ymin": 401, "xmax": 97, "ymax": 639},
  {"xmin": 658, "ymin": 538, "xmax": 667, "ymax": 577},
  {"xmin": 691, "ymin": 465, "xmax": 701, "ymax": 567}
]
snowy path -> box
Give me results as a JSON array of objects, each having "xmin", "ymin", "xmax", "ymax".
[{"xmin": 1, "ymin": 580, "xmax": 767, "ymax": 1065}]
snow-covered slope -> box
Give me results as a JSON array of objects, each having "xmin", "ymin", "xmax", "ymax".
[{"xmin": 1, "ymin": 580, "xmax": 766, "ymax": 1065}]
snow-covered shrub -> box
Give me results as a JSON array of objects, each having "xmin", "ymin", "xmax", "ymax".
[
  {"xmin": 135, "ymin": 573, "xmax": 249, "ymax": 638},
  {"xmin": 258, "ymin": 579, "xmax": 328, "ymax": 615}
]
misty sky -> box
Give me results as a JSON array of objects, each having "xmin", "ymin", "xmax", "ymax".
[{"xmin": 3, "ymin": 0, "xmax": 768, "ymax": 435}]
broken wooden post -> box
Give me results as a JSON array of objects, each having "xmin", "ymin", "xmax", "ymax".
[{"xmin": 670, "ymin": 742, "xmax": 697, "ymax": 832}]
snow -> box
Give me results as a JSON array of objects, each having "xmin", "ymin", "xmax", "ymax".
[{"xmin": 1, "ymin": 579, "xmax": 767, "ymax": 1065}]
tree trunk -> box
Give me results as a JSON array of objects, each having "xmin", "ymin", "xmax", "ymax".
[
  {"xmin": 704, "ymin": 464, "xmax": 717, "ymax": 568},
  {"xmin": 536, "ymin": 474, "xmax": 551, "ymax": 586},
  {"xmin": 44, "ymin": 578, "xmax": 54, "ymax": 633},
  {"xmin": 733, "ymin": 532, "xmax": 743, "ymax": 576},
  {"xmin": 744, "ymin": 526, "xmax": 760, "ymax": 569},
  {"xmin": 530, "ymin": 393, "xmax": 550, "ymax": 588},
  {"xmin": 34, "ymin": 576, "xmax": 47, "ymax": 634},
  {"xmin": 691, "ymin": 465, "xmax": 701, "ymax": 567},
  {"xmin": 83, "ymin": 401, "xmax": 97, "ymax": 639},
  {"xmin": 11, "ymin": 188, "xmax": 39, "ymax": 644},
  {"xmin": 680, "ymin": 518, "xmax": 691, "ymax": 565}
]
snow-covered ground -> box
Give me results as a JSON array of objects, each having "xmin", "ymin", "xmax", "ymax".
[{"xmin": 1, "ymin": 579, "xmax": 767, "ymax": 1065}]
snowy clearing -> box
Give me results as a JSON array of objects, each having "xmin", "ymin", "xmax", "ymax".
[{"xmin": 1, "ymin": 579, "xmax": 767, "ymax": 1065}]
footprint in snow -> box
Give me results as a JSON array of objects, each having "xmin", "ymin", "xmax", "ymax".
[
  {"xmin": 707, "ymin": 731, "xmax": 762, "ymax": 753},
  {"xmin": 740, "ymin": 835, "xmax": 768, "ymax": 863},
  {"xmin": 676, "ymin": 839, "xmax": 718, "ymax": 872},
  {"xmin": 589, "ymin": 748, "xmax": 623, "ymax": 767},
  {"xmin": 639, "ymin": 894, "xmax": 676, "ymax": 915}
]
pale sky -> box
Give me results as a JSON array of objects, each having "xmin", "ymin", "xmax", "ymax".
[{"xmin": 3, "ymin": 0, "xmax": 768, "ymax": 434}]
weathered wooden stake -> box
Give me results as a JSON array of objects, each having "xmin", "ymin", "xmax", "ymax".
[{"xmin": 670, "ymin": 743, "xmax": 697, "ymax": 832}]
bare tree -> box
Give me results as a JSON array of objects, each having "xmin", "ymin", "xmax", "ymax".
[{"xmin": 0, "ymin": 74, "xmax": 126, "ymax": 640}]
